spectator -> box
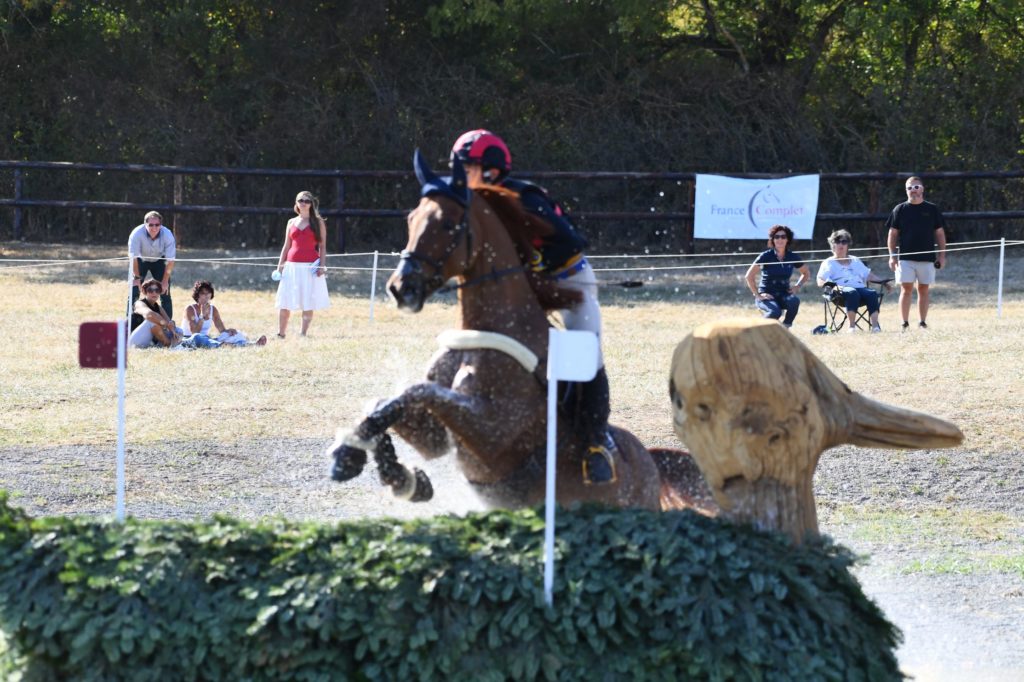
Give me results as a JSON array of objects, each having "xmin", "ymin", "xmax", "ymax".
[
  {"xmin": 275, "ymin": 191, "xmax": 329, "ymax": 338},
  {"xmin": 128, "ymin": 210, "xmax": 176, "ymax": 327},
  {"xmin": 128, "ymin": 278, "xmax": 182, "ymax": 349},
  {"xmin": 745, "ymin": 224, "xmax": 811, "ymax": 328},
  {"xmin": 885, "ymin": 176, "xmax": 947, "ymax": 330},
  {"xmin": 182, "ymin": 279, "xmax": 267, "ymax": 348},
  {"xmin": 816, "ymin": 229, "xmax": 893, "ymax": 333}
]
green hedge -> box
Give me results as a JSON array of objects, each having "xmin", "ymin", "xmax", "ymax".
[{"xmin": 0, "ymin": 493, "xmax": 901, "ymax": 681}]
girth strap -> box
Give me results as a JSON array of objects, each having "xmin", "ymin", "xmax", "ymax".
[{"xmin": 437, "ymin": 330, "xmax": 539, "ymax": 373}]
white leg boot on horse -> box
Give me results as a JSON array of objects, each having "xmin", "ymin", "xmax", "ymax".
[{"xmin": 328, "ymin": 396, "xmax": 434, "ymax": 502}]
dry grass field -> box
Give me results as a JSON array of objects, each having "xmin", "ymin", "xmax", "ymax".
[
  {"xmin": 1, "ymin": 242, "xmax": 1020, "ymax": 452},
  {"xmin": 1, "ymin": 240, "xmax": 1022, "ymax": 679}
]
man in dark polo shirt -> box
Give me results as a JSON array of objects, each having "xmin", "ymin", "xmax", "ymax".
[{"xmin": 885, "ymin": 176, "xmax": 947, "ymax": 330}]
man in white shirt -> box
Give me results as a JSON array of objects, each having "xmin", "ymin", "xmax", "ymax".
[{"xmin": 127, "ymin": 210, "xmax": 176, "ymax": 326}]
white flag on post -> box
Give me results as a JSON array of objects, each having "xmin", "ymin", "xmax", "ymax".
[{"xmin": 544, "ymin": 329, "xmax": 600, "ymax": 606}]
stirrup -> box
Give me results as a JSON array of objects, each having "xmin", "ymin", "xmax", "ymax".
[{"xmin": 583, "ymin": 444, "xmax": 618, "ymax": 485}]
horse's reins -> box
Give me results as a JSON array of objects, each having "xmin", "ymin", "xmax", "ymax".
[
  {"xmin": 401, "ymin": 198, "xmax": 532, "ymax": 295},
  {"xmin": 436, "ymin": 264, "xmax": 529, "ymax": 294}
]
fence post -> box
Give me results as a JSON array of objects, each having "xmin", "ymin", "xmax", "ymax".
[
  {"xmin": 172, "ymin": 173, "xmax": 183, "ymax": 246},
  {"xmin": 683, "ymin": 180, "xmax": 695, "ymax": 254},
  {"xmin": 369, "ymin": 250, "xmax": 379, "ymax": 321},
  {"xmin": 13, "ymin": 168, "xmax": 23, "ymax": 240},
  {"xmin": 867, "ymin": 180, "xmax": 881, "ymax": 247},
  {"xmin": 997, "ymin": 237, "xmax": 1005, "ymax": 318},
  {"xmin": 335, "ymin": 177, "xmax": 346, "ymax": 254}
]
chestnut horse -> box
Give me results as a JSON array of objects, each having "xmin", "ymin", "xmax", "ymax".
[{"xmin": 327, "ymin": 151, "xmax": 712, "ymax": 512}]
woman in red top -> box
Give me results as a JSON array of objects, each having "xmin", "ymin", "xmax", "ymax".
[{"xmin": 274, "ymin": 190, "xmax": 329, "ymax": 337}]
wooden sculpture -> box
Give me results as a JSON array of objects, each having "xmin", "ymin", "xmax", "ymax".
[{"xmin": 669, "ymin": 318, "xmax": 963, "ymax": 544}]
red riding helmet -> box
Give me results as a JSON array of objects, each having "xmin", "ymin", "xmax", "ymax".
[{"xmin": 451, "ymin": 129, "xmax": 512, "ymax": 179}]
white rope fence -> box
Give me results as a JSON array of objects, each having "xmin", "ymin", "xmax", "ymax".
[{"xmin": 2, "ymin": 239, "xmax": 1022, "ymax": 318}]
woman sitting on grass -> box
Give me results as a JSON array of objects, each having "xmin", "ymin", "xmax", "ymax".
[
  {"xmin": 129, "ymin": 278, "xmax": 183, "ymax": 349},
  {"xmin": 182, "ymin": 279, "xmax": 267, "ymax": 348}
]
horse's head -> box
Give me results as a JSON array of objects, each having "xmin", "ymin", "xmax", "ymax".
[{"xmin": 388, "ymin": 150, "xmax": 474, "ymax": 312}]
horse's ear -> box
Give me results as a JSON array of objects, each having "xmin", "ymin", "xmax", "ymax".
[
  {"xmin": 448, "ymin": 154, "xmax": 471, "ymax": 207},
  {"xmin": 414, "ymin": 148, "xmax": 470, "ymax": 207},
  {"xmin": 414, "ymin": 148, "xmax": 437, "ymax": 189}
]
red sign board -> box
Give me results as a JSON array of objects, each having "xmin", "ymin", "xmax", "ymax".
[{"xmin": 79, "ymin": 321, "xmax": 125, "ymax": 369}]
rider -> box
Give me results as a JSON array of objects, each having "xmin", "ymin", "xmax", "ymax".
[{"xmin": 451, "ymin": 129, "xmax": 616, "ymax": 485}]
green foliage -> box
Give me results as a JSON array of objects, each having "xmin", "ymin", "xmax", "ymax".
[{"xmin": 0, "ymin": 492, "xmax": 902, "ymax": 681}]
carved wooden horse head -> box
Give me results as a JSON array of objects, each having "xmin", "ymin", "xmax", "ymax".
[{"xmin": 670, "ymin": 318, "xmax": 963, "ymax": 543}]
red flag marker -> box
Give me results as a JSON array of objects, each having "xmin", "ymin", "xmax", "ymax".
[{"xmin": 79, "ymin": 321, "xmax": 125, "ymax": 369}]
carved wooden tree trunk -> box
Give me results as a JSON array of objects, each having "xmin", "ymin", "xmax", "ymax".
[{"xmin": 670, "ymin": 318, "xmax": 963, "ymax": 544}]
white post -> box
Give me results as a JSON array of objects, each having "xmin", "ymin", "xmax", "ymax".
[
  {"xmin": 115, "ymin": 318, "xmax": 126, "ymax": 522},
  {"xmin": 543, "ymin": 358, "xmax": 558, "ymax": 606},
  {"xmin": 117, "ymin": 254, "xmax": 133, "ymax": 522},
  {"xmin": 543, "ymin": 329, "xmax": 599, "ymax": 606},
  {"xmin": 369, "ymin": 250, "xmax": 379, "ymax": 321},
  {"xmin": 997, "ymin": 238, "xmax": 1005, "ymax": 318}
]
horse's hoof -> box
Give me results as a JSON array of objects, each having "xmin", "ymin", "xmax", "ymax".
[
  {"xmin": 330, "ymin": 445, "xmax": 368, "ymax": 482},
  {"xmin": 409, "ymin": 468, "xmax": 433, "ymax": 503}
]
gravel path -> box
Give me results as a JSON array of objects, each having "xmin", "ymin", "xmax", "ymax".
[
  {"xmin": 817, "ymin": 445, "xmax": 1024, "ymax": 681},
  {"xmin": 2, "ymin": 437, "xmax": 1022, "ymax": 679}
]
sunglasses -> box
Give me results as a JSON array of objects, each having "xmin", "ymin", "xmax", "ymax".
[
  {"xmin": 772, "ymin": 234, "xmax": 788, "ymax": 240},
  {"xmin": 144, "ymin": 287, "xmax": 161, "ymax": 293},
  {"xmin": 833, "ymin": 239, "xmax": 850, "ymax": 245},
  {"xmin": 296, "ymin": 199, "xmax": 312, "ymax": 204},
  {"xmin": 146, "ymin": 222, "xmax": 161, "ymax": 227},
  {"xmin": 906, "ymin": 184, "xmax": 923, "ymax": 191}
]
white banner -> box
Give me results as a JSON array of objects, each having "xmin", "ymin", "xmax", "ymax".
[{"xmin": 694, "ymin": 174, "xmax": 820, "ymax": 240}]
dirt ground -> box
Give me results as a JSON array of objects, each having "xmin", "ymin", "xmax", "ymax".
[{"xmin": 1, "ymin": 436, "xmax": 1021, "ymax": 680}]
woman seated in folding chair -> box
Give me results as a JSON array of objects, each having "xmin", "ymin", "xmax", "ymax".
[{"xmin": 816, "ymin": 229, "xmax": 893, "ymax": 333}]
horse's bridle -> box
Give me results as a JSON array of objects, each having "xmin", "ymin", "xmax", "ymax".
[
  {"xmin": 400, "ymin": 194, "xmax": 533, "ymax": 295},
  {"xmin": 398, "ymin": 201, "xmax": 473, "ymax": 294}
]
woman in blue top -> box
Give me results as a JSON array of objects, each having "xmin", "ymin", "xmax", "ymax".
[{"xmin": 744, "ymin": 224, "xmax": 811, "ymax": 328}]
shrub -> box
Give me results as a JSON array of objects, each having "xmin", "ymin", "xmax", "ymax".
[{"xmin": 0, "ymin": 493, "xmax": 901, "ymax": 681}]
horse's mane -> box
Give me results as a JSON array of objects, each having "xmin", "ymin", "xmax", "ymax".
[{"xmin": 474, "ymin": 185, "xmax": 584, "ymax": 312}]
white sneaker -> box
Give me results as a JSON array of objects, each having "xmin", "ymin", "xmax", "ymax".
[
  {"xmin": 847, "ymin": 327, "xmax": 859, "ymax": 334},
  {"xmin": 870, "ymin": 325, "xmax": 881, "ymax": 333}
]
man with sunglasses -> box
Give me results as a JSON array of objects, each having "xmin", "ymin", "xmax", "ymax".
[
  {"xmin": 885, "ymin": 177, "xmax": 947, "ymax": 329},
  {"xmin": 128, "ymin": 210, "xmax": 177, "ymax": 329}
]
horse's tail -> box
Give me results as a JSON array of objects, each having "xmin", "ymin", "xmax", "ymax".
[{"xmin": 648, "ymin": 448, "xmax": 719, "ymax": 515}]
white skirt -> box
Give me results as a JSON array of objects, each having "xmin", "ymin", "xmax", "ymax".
[{"xmin": 275, "ymin": 261, "xmax": 330, "ymax": 311}]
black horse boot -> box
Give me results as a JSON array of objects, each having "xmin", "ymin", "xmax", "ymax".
[{"xmin": 573, "ymin": 368, "xmax": 617, "ymax": 485}]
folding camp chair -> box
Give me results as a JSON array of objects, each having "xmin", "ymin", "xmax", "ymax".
[{"xmin": 819, "ymin": 279, "xmax": 892, "ymax": 333}]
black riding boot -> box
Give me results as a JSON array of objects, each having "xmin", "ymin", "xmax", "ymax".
[{"xmin": 565, "ymin": 367, "xmax": 616, "ymax": 485}]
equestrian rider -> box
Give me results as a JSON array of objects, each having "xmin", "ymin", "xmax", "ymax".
[{"xmin": 451, "ymin": 129, "xmax": 616, "ymax": 485}]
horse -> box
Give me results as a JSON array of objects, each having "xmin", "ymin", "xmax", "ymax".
[{"xmin": 326, "ymin": 150, "xmax": 713, "ymax": 513}]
